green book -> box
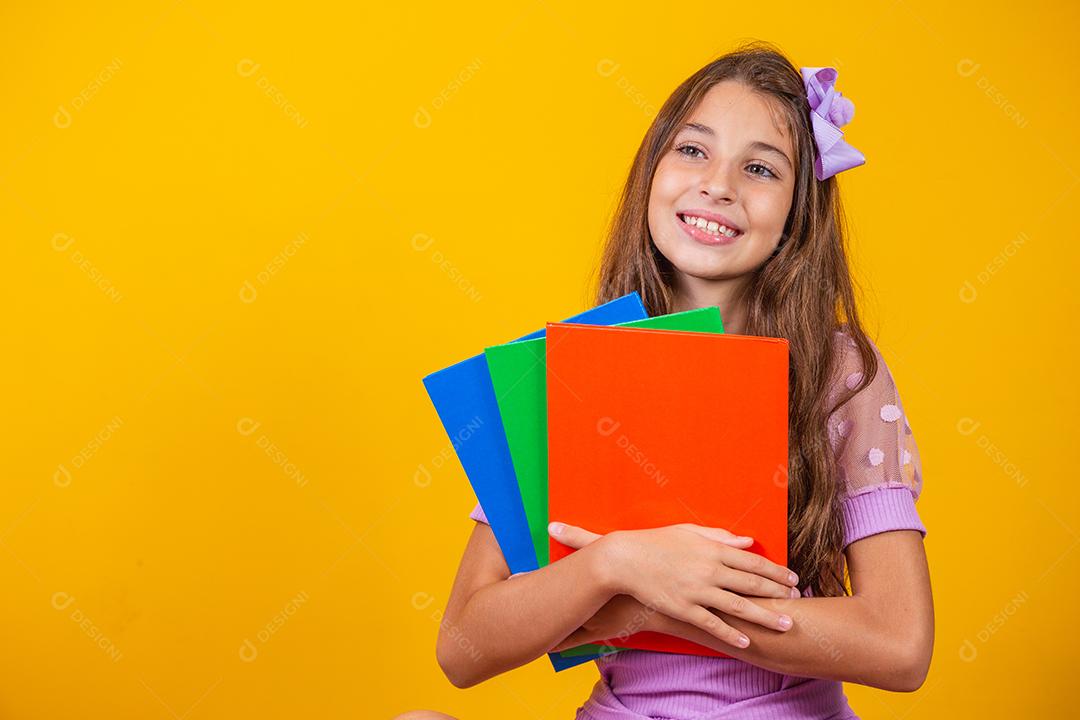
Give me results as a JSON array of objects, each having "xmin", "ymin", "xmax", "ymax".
[{"xmin": 484, "ymin": 307, "xmax": 725, "ymax": 658}]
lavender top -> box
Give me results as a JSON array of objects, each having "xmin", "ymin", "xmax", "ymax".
[{"xmin": 468, "ymin": 331, "xmax": 927, "ymax": 719}]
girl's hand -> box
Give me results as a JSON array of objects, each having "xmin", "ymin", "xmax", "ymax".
[
  {"xmin": 549, "ymin": 521, "xmax": 799, "ymax": 650},
  {"xmin": 550, "ymin": 594, "xmax": 658, "ymax": 653}
]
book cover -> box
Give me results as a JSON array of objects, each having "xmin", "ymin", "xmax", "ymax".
[{"xmin": 546, "ymin": 322, "xmax": 789, "ymax": 657}]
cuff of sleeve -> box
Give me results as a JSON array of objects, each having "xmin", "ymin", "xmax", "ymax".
[
  {"xmin": 842, "ymin": 486, "xmax": 926, "ymax": 548},
  {"xmin": 469, "ymin": 502, "xmax": 489, "ymax": 525}
]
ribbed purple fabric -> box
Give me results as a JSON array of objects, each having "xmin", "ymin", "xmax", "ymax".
[
  {"xmin": 577, "ymin": 653, "xmax": 858, "ymax": 719},
  {"xmin": 841, "ymin": 485, "xmax": 926, "ymax": 548},
  {"xmin": 468, "ymin": 485, "xmax": 926, "ymax": 719}
]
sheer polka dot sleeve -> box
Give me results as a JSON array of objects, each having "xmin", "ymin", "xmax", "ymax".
[
  {"xmin": 828, "ymin": 332, "xmax": 927, "ymax": 549},
  {"xmin": 469, "ymin": 501, "xmax": 490, "ymax": 525}
]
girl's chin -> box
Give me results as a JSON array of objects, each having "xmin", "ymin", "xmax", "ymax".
[
  {"xmin": 664, "ymin": 239, "xmax": 733, "ymax": 266},
  {"xmin": 663, "ymin": 246, "xmax": 763, "ymax": 281},
  {"xmin": 674, "ymin": 266, "xmax": 734, "ymax": 282},
  {"xmin": 667, "ymin": 257, "xmax": 735, "ymax": 281}
]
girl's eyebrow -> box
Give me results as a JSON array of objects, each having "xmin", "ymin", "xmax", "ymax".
[{"xmin": 679, "ymin": 122, "xmax": 792, "ymax": 170}]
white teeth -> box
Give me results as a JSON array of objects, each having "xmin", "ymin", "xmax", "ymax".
[{"xmin": 680, "ymin": 214, "xmax": 740, "ymax": 238}]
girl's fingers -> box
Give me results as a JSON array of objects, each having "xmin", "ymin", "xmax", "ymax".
[
  {"xmin": 548, "ymin": 521, "xmax": 602, "ymax": 549},
  {"xmin": 715, "ymin": 566, "xmax": 800, "ymax": 600},
  {"xmin": 680, "ymin": 605, "xmax": 751, "ymax": 649},
  {"xmin": 718, "ymin": 545, "xmax": 799, "ymax": 587},
  {"xmin": 682, "ymin": 524, "xmax": 754, "ymax": 547},
  {"xmin": 702, "ymin": 588, "xmax": 793, "ymax": 632}
]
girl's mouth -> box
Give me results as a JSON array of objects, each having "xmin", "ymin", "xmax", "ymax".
[{"xmin": 677, "ymin": 212, "xmax": 744, "ymax": 246}]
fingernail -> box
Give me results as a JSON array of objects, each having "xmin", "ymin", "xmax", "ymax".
[
  {"xmin": 737, "ymin": 634, "xmax": 750, "ymax": 647},
  {"xmin": 739, "ymin": 536, "xmax": 753, "ymax": 542},
  {"xmin": 789, "ymin": 587, "xmax": 800, "ymax": 598},
  {"xmin": 778, "ymin": 615, "xmax": 792, "ymax": 630},
  {"xmin": 788, "ymin": 572, "xmax": 798, "ymax": 584},
  {"xmin": 548, "ymin": 521, "xmax": 564, "ymax": 536}
]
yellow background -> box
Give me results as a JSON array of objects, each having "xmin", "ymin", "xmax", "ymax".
[{"xmin": 2, "ymin": 1, "xmax": 1076, "ymax": 717}]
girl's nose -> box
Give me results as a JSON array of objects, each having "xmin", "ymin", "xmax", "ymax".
[{"xmin": 699, "ymin": 164, "xmax": 738, "ymax": 203}]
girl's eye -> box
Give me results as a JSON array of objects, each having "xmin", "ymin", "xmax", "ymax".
[
  {"xmin": 675, "ymin": 144, "xmax": 779, "ymax": 180},
  {"xmin": 675, "ymin": 143, "xmax": 706, "ymax": 159},
  {"xmin": 747, "ymin": 163, "xmax": 778, "ymax": 179}
]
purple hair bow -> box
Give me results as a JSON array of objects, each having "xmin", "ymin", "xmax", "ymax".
[{"xmin": 801, "ymin": 66, "xmax": 865, "ymax": 181}]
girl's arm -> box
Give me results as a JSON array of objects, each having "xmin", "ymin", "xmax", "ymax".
[
  {"xmin": 438, "ymin": 516, "xmax": 799, "ymax": 687},
  {"xmin": 651, "ymin": 529, "xmax": 934, "ymax": 692},
  {"xmin": 435, "ymin": 521, "xmax": 618, "ymax": 688}
]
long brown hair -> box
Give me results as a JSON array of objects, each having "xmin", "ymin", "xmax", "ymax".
[{"xmin": 592, "ymin": 40, "xmax": 880, "ymax": 598}]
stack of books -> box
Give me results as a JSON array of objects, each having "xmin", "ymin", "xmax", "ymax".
[{"xmin": 422, "ymin": 292, "xmax": 789, "ymax": 670}]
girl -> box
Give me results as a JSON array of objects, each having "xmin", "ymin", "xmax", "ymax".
[{"xmin": 404, "ymin": 41, "xmax": 933, "ymax": 720}]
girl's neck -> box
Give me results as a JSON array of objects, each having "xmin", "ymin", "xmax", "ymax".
[{"xmin": 671, "ymin": 274, "xmax": 750, "ymax": 335}]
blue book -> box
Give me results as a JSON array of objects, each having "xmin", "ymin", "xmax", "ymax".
[{"xmin": 422, "ymin": 292, "xmax": 648, "ymax": 671}]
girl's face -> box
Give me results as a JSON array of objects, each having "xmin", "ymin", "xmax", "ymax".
[{"xmin": 648, "ymin": 80, "xmax": 796, "ymax": 283}]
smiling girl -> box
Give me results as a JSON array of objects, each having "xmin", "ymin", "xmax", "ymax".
[{"xmin": 400, "ymin": 41, "xmax": 933, "ymax": 720}]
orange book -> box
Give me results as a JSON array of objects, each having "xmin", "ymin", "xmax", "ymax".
[{"xmin": 546, "ymin": 322, "xmax": 789, "ymax": 657}]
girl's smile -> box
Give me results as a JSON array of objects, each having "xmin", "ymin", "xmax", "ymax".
[{"xmin": 676, "ymin": 209, "xmax": 745, "ymax": 246}]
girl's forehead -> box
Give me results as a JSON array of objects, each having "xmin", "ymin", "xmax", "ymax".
[{"xmin": 683, "ymin": 82, "xmax": 793, "ymax": 152}]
